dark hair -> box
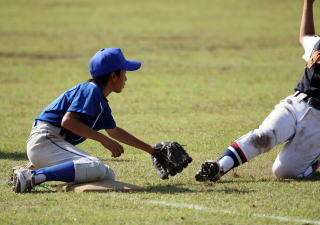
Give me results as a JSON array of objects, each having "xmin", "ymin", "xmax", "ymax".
[{"xmin": 87, "ymin": 70, "xmax": 121, "ymax": 89}]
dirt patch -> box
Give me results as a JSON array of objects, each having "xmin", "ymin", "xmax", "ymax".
[{"xmin": 251, "ymin": 132, "xmax": 272, "ymax": 149}]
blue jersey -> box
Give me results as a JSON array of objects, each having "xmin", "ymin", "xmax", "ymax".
[{"xmin": 36, "ymin": 82, "xmax": 116, "ymax": 145}]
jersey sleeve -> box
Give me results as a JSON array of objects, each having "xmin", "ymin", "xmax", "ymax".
[
  {"xmin": 302, "ymin": 36, "xmax": 320, "ymax": 61},
  {"xmin": 67, "ymin": 85, "xmax": 100, "ymax": 119}
]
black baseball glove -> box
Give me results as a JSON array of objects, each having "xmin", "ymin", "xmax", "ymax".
[{"xmin": 152, "ymin": 142, "xmax": 192, "ymax": 179}]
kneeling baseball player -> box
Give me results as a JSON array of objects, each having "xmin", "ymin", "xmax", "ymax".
[
  {"xmin": 12, "ymin": 48, "xmax": 192, "ymax": 193},
  {"xmin": 196, "ymin": 0, "xmax": 320, "ymax": 182}
]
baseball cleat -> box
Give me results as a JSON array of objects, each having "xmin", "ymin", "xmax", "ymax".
[
  {"xmin": 12, "ymin": 169, "xmax": 35, "ymax": 193},
  {"xmin": 195, "ymin": 160, "xmax": 223, "ymax": 182},
  {"xmin": 8, "ymin": 162, "xmax": 35, "ymax": 186}
]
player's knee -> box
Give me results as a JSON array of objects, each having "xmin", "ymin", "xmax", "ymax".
[
  {"xmin": 73, "ymin": 157, "xmax": 106, "ymax": 183},
  {"xmin": 104, "ymin": 165, "xmax": 116, "ymax": 181},
  {"xmin": 250, "ymin": 129, "xmax": 276, "ymax": 152},
  {"xmin": 273, "ymin": 162, "xmax": 314, "ymax": 178},
  {"xmin": 272, "ymin": 164, "xmax": 286, "ymax": 178},
  {"xmin": 272, "ymin": 163, "xmax": 293, "ymax": 178}
]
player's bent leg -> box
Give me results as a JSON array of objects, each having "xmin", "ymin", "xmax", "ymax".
[
  {"xmin": 272, "ymin": 155, "xmax": 318, "ymax": 178},
  {"xmin": 272, "ymin": 161, "xmax": 314, "ymax": 178},
  {"xmin": 104, "ymin": 164, "xmax": 116, "ymax": 180},
  {"xmin": 272, "ymin": 140, "xmax": 320, "ymax": 178},
  {"xmin": 195, "ymin": 129, "xmax": 275, "ymax": 182},
  {"xmin": 236, "ymin": 128, "xmax": 277, "ymax": 161},
  {"xmin": 73, "ymin": 157, "xmax": 106, "ymax": 183},
  {"xmin": 12, "ymin": 158, "xmax": 113, "ymax": 193},
  {"xmin": 196, "ymin": 128, "xmax": 281, "ymax": 182},
  {"xmin": 12, "ymin": 160, "xmax": 75, "ymax": 193},
  {"xmin": 26, "ymin": 121, "xmax": 94, "ymax": 169},
  {"xmin": 196, "ymin": 96, "xmax": 298, "ymax": 182},
  {"xmin": 239, "ymin": 99, "xmax": 299, "ymax": 160},
  {"xmin": 272, "ymin": 107, "xmax": 320, "ymax": 178}
]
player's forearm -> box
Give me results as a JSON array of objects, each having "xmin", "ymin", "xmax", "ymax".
[
  {"xmin": 107, "ymin": 127, "xmax": 154, "ymax": 154},
  {"xmin": 300, "ymin": 0, "xmax": 315, "ymax": 45},
  {"xmin": 61, "ymin": 116, "xmax": 107, "ymax": 143}
]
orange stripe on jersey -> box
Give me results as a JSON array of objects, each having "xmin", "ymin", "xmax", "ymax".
[{"xmin": 307, "ymin": 50, "xmax": 320, "ymax": 68}]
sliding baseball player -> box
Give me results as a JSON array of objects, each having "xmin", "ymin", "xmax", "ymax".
[{"xmin": 196, "ymin": 0, "xmax": 320, "ymax": 182}]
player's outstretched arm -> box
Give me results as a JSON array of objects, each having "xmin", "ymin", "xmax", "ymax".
[
  {"xmin": 299, "ymin": 0, "xmax": 316, "ymax": 46},
  {"xmin": 106, "ymin": 127, "xmax": 193, "ymax": 180},
  {"xmin": 106, "ymin": 127, "xmax": 155, "ymax": 154}
]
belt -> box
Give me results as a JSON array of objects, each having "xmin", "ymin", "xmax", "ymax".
[
  {"xmin": 295, "ymin": 92, "xmax": 320, "ymax": 110},
  {"xmin": 33, "ymin": 120, "xmax": 66, "ymax": 136},
  {"xmin": 34, "ymin": 120, "xmax": 59, "ymax": 127},
  {"xmin": 33, "ymin": 120, "xmax": 48, "ymax": 127}
]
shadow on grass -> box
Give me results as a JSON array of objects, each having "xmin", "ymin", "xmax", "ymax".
[
  {"xmin": 217, "ymin": 179, "xmax": 271, "ymax": 184},
  {"xmin": 204, "ymin": 187, "xmax": 255, "ymax": 194},
  {"xmin": 216, "ymin": 171, "xmax": 320, "ymax": 184},
  {"xmin": 144, "ymin": 184, "xmax": 255, "ymax": 194},
  {"xmin": 278, "ymin": 171, "xmax": 320, "ymax": 182},
  {"xmin": 0, "ymin": 151, "xmax": 28, "ymax": 161},
  {"xmin": 145, "ymin": 184, "xmax": 195, "ymax": 193},
  {"xmin": 304, "ymin": 171, "xmax": 320, "ymax": 180}
]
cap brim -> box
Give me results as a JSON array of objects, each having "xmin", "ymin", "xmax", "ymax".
[{"xmin": 122, "ymin": 60, "xmax": 141, "ymax": 71}]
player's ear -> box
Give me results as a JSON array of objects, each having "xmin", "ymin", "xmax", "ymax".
[{"xmin": 109, "ymin": 72, "xmax": 118, "ymax": 81}]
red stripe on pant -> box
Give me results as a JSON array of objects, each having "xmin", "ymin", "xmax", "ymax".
[{"xmin": 232, "ymin": 142, "xmax": 248, "ymax": 163}]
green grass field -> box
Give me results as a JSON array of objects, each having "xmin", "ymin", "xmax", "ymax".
[{"xmin": 1, "ymin": 0, "xmax": 320, "ymax": 224}]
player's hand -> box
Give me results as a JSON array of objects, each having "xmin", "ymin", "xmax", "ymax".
[{"xmin": 100, "ymin": 137, "xmax": 124, "ymax": 158}]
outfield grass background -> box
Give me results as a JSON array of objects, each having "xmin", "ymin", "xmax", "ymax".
[{"xmin": 1, "ymin": 0, "xmax": 320, "ymax": 224}]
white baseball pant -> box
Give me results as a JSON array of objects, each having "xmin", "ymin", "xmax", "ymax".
[
  {"xmin": 235, "ymin": 92, "xmax": 320, "ymax": 178},
  {"xmin": 26, "ymin": 121, "xmax": 115, "ymax": 183}
]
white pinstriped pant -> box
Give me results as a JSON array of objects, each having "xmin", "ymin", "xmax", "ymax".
[
  {"xmin": 235, "ymin": 93, "xmax": 320, "ymax": 178},
  {"xmin": 26, "ymin": 121, "xmax": 115, "ymax": 182}
]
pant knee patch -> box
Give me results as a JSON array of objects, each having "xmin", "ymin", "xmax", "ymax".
[
  {"xmin": 73, "ymin": 158, "xmax": 106, "ymax": 183},
  {"xmin": 250, "ymin": 130, "xmax": 275, "ymax": 151}
]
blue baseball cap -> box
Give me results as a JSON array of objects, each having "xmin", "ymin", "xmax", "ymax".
[{"xmin": 89, "ymin": 48, "xmax": 141, "ymax": 78}]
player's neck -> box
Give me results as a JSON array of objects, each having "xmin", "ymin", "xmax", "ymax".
[{"xmin": 103, "ymin": 87, "xmax": 112, "ymax": 97}]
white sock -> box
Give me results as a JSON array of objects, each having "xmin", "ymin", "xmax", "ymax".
[
  {"xmin": 33, "ymin": 174, "xmax": 46, "ymax": 185},
  {"xmin": 218, "ymin": 156, "xmax": 234, "ymax": 173}
]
